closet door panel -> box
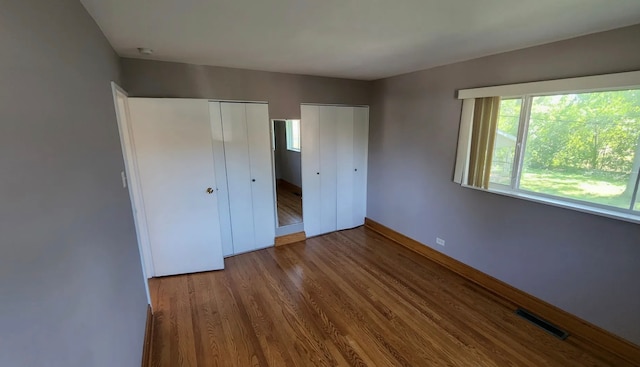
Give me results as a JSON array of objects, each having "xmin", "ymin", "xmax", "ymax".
[
  {"xmin": 336, "ymin": 107, "xmax": 355, "ymax": 230},
  {"xmin": 209, "ymin": 102, "xmax": 234, "ymax": 257},
  {"xmin": 246, "ymin": 103, "xmax": 276, "ymax": 248},
  {"xmin": 353, "ymin": 107, "xmax": 369, "ymax": 226},
  {"xmin": 301, "ymin": 105, "xmax": 321, "ymax": 237},
  {"xmin": 319, "ymin": 106, "xmax": 338, "ymax": 235},
  {"xmin": 221, "ymin": 102, "xmax": 255, "ymax": 254}
]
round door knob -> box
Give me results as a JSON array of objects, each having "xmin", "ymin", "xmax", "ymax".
[
  {"xmin": 252, "ymin": 179, "xmax": 256, "ymax": 182},
  {"xmin": 206, "ymin": 187, "xmax": 214, "ymax": 194},
  {"xmin": 316, "ymin": 172, "xmax": 320, "ymax": 175}
]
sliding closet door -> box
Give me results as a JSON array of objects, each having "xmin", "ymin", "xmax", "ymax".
[
  {"xmin": 246, "ymin": 103, "xmax": 276, "ymax": 247},
  {"xmin": 336, "ymin": 107, "xmax": 355, "ymax": 230},
  {"xmin": 353, "ymin": 107, "xmax": 369, "ymax": 226},
  {"xmin": 220, "ymin": 102, "xmax": 255, "ymax": 254},
  {"xmin": 301, "ymin": 105, "xmax": 322, "ymax": 237},
  {"xmin": 128, "ymin": 98, "xmax": 224, "ymax": 276},
  {"xmin": 319, "ymin": 106, "xmax": 338, "ymax": 235}
]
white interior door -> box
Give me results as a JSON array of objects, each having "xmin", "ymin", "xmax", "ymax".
[
  {"xmin": 301, "ymin": 105, "xmax": 322, "ymax": 237},
  {"xmin": 221, "ymin": 102, "xmax": 256, "ymax": 254},
  {"xmin": 246, "ymin": 103, "xmax": 275, "ymax": 249},
  {"xmin": 128, "ymin": 98, "xmax": 224, "ymax": 277},
  {"xmin": 319, "ymin": 106, "xmax": 338, "ymax": 235},
  {"xmin": 336, "ymin": 107, "xmax": 355, "ymax": 230},
  {"xmin": 209, "ymin": 102, "xmax": 234, "ymax": 257},
  {"xmin": 353, "ymin": 107, "xmax": 369, "ymax": 226}
]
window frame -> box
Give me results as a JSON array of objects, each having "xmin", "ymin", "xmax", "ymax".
[{"xmin": 455, "ymin": 71, "xmax": 640, "ymax": 224}]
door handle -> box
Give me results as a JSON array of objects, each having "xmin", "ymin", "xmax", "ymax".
[{"xmin": 206, "ymin": 187, "xmax": 214, "ymax": 194}]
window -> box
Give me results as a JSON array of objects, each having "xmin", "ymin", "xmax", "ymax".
[
  {"xmin": 455, "ymin": 71, "xmax": 640, "ymax": 222},
  {"xmin": 286, "ymin": 119, "xmax": 301, "ymax": 152}
]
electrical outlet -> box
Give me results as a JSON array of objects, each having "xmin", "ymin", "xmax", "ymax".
[{"xmin": 436, "ymin": 237, "xmax": 445, "ymax": 246}]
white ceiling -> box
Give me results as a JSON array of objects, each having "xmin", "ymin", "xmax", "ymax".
[{"xmin": 80, "ymin": 0, "xmax": 640, "ymax": 80}]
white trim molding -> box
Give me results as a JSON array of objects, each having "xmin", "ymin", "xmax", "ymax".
[
  {"xmin": 111, "ymin": 82, "xmax": 153, "ymax": 305},
  {"xmin": 457, "ymin": 70, "xmax": 640, "ymax": 99},
  {"xmin": 463, "ymin": 184, "xmax": 640, "ymax": 225},
  {"xmin": 111, "ymin": 84, "xmax": 155, "ymax": 277}
]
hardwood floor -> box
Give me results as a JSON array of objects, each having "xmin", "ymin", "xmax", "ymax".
[
  {"xmin": 148, "ymin": 227, "xmax": 632, "ymax": 367},
  {"xmin": 276, "ymin": 181, "xmax": 303, "ymax": 226}
]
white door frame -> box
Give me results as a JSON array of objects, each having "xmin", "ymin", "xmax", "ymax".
[{"xmin": 110, "ymin": 82, "xmax": 155, "ymax": 291}]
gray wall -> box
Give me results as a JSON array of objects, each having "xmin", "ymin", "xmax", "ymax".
[
  {"xmin": 368, "ymin": 24, "xmax": 640, "ymax": 345},
  {"xmin": 274, "ymin": 120, "xmax": 302, "ymax": 188},
  {"xmin": 120, "ymin": 58, "xmax": 371, "ymax": 119},
  {"xmin": 0, "ymin": 1, "xmax": 147, "ymax": 366}
]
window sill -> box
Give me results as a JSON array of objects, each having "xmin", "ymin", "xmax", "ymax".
[{"xmin": 461, "ymin": 184, "xmax": 640, "ymax": 225}]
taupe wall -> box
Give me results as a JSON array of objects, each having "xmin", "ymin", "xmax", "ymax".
[
  {"xmin": 0, "ymin": 1, "xmax": 147, "ymax": 366},
  {"xmin": 368, "ymin": 24, "xmax": 640, "ymax": 344},
  {"xmin": 121, "ymin": 58, "xmax": 371, "ymax": 119}
]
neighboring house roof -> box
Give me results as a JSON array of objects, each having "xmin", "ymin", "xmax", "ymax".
[{"xmin": 495, "ymin": 130, "xmax": 517, "ymax": 149}]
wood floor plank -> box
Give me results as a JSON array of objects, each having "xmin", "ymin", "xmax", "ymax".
[
  {"xmin": 150, "ymin": 278, "xmax": 170, "ymax": 367},
  {"xmin": 272, "ymin": 245, "xmax": 396, "ymax": 366},
  {"xmin": 149, "ymin": 277, "xmax": 161, "ymax": 310},
  {"xmin": 326, "ymin": 231, "xmax": 544, "ymax": 366},
  {"xmin": 276, "ymin": 181, "xmax": 303, "ymax": 226},
  {"xmin": 212, "ymin": 268, "xmax": 268, "ymax": 367},
  {"xmin": 187, "ymin": 273, "xmax": 223, "ymax": 366},
  {"xmin": 175, "ymin": 276, "xmax": 198, "ymax": 366},
  {"xmin": 229, "ymin": 254, "xmax": 299, "ymax": 366},
  {"xmin": 336, "ymin": 229, "xmax": 609, "ymax": 367},
  {"xmin": 149, "ymin": 226, "xmax": 633, "ymax": 367},
  {"xmin": 252, "ymin": 251, "xmax": 344, "ymax": 366},
  {"xmin": 304, "ymin": 236, "xmax": 498, "ymax": 366},
  {"xmin": 287, "ymin": 236, "xmax": 457, "ymax": 366}
]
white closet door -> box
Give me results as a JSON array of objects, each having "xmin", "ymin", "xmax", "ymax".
[
  {"xmin": 128, "ymin": 98, "xmax": 224, "ymax": 277},
  {"xmin": 221, "ymin": 102, "xmax": 256, "ymax": 254},
  {"xmin": 209, "ymin": 102, "xmax": 234, "ymax": 257},
  {"xmin": 353, "ymin": 107, "xmax": 369, "ymax": 226},
  {"xmin": 319, "ymin": 106, "xmax": 338, "ymax": 235},
  {"xmin": 336, "ymin": 107, "xmax": 355, "ymax": 230},
  {"xmin": 301, "ymin": 105, "xmax": 322, "ymax": 237},
  {"xmin": 246, "ymin": 103, "xmax": 276, "ymax": 248}
]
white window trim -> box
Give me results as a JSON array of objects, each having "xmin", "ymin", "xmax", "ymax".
[
  {"xmin": 454, "ymin": 70, "xmax": 640, "ymax": 224},
  {"xmin": 457, "ymin": 70, "xmax": 640, "ymax": 99},
  {"xmin": 454, "ymin": 99, "xmax": 475, "ymax": 184},
  {"xmin": 462, "ymin": 184, "xmax": 640, "ymax": 225}
]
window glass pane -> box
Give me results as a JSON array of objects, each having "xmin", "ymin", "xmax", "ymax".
[
  {"xmin": 489, "ymin": 99, "xmax": 521, "ymax": 185},
  {"xmin": 519, "ymin": 89, "xmax": 640, "ymax": 210},
  {"xmin": 291, "ymin": 120, "xmax": 301, "ymax": 151},
  {"xmin": 286, "ymin": 120, "xmax": 301, "ymax": 152},
  {"xmin": 285, "ymin": 120, "xmax": 292, "ymax": 149}
]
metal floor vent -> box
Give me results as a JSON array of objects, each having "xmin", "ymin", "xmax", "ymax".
[{"xmin": 515, "ymin": 308, "xmax": 569, "ymax": 340}]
